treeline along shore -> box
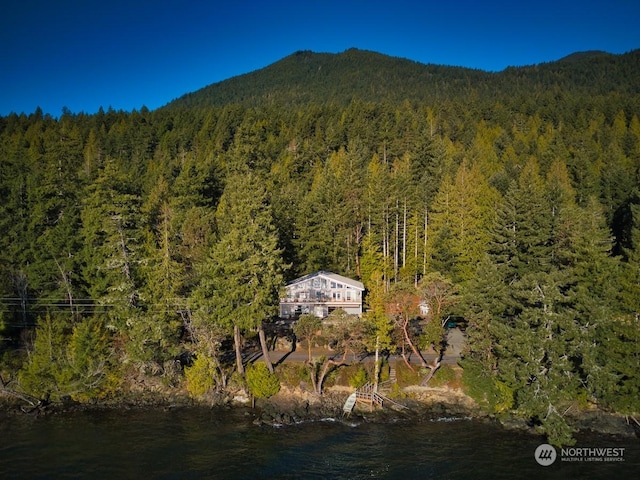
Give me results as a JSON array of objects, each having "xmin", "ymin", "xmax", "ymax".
[{"xmin": 0, "ymin": 49, "xmax": 639, "ymax": 446}]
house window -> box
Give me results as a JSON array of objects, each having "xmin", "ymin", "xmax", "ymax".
[
  {"xmin": 336, "ymin": 292, "xmax": 341, "ymax": 300},
  {"xmin": 337, "ymin": 283, "xmax": 343, "ymax": 289},
  {"xmin": 330, "ymin": 282, "xmax": 336, "ymax": 288},
  {"xmin": 346, "ymin": 291, "xmax": 351, "ymax": 301},
  {"xmin": 313, "ymin": 278, "xmax": 320, "ymax": 288}
]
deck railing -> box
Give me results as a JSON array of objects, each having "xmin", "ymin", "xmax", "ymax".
[{"xmin": 355, "ymin": 382, "xmax": 384, "ymax": 407}]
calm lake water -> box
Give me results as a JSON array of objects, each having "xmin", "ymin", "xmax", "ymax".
[{"xmin": 0, "ymin": 407, "xmax": 637, "ymax": 479}]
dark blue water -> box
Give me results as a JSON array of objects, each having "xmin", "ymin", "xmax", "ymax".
[{"xmin": 0, "ymin": 408, "xmax": 637, "ymax": 479}]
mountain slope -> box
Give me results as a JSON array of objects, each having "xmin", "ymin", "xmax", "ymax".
[{"xmin": 164, "ymin": 48, "xmax": 640, "ymax": 109}]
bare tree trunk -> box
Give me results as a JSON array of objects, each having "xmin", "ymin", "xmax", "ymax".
[
  {"xmin": 314, "ymin": 350, "xmax": 348, "ymax": 395},
  {"xmin": 402, "ymin": 199, "xmax": 407, "ymax": 269},
  {"xmin": 422, "ymin": 318, "xmax": 448, "ymax": 385},
  {"xmin": 354, "ymin": 224, "xmax": 362, "ymax": 279},
  {"xmin": 402, "ymin": 320, "xmax": 428, "ymax": 367},
  {"xmin": 0, "ymin": 374, "xmax": 39, "ymax": 407},
  {"xmin": 400, "ymin": 341, "xmax": 414, "ymax": 372},
  {"xmin": 54, "ymin": 257, "xmax": 76, "ymax": 317},
  {"xmin": 414, "ymin": 213, "xmax": 419, "ymax": 287},
  {"xmin": 383, "ymin": 205, "xmax": 388, "ymax": 259},
  {"xmin": 394, "ymin": 200, "xmax": 399, "ymax": 280},
  {"xmin": 346, "ymin": 234, "xmax": 350, "ymax": 272},
  {"xmin": 13, "ymin": 270, "xmax": 28, "ymax": 327},
  {"xmin": 258, "ymin": 323, "xmax": 274, "ymax": 373},
  {"xmin": 308, "ymin": 362, "xmax": 319, "ymax": 394},
  {"xmin": 234, "ymin": 325, "xmax": 244, "ymax": 376},
  {"xmin": 421, "ymin": 358, "xmax": 442, "ymax": 385},
  {"xmin": 423, "ymin": 207, "xmax": 428, "ymax": 277},
  {"xmin": 374, "ymin": 336, "xmax": 380, "ymax": 393}
]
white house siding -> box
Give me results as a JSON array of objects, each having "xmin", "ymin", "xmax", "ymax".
[{"xmin": 279, "ymin": 271, "xmax": 364, "ymax": 318}]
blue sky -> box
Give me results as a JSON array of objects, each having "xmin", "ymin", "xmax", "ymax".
[{"xmin": 1, "ymin": 0, "xmax": 639, "ymax": 116}]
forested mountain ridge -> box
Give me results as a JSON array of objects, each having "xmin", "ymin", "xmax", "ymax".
[
  {"xmin": 1, "ymin": 48, "xmax": 639, "ymax": 446},
  {"xmin": 166, "ymin": 48, "xmax": 640, "ymax": 109}
]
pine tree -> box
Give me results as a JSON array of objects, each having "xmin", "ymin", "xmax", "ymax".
[
  {"xmin": 468, "ymin": 158, "xmax": 582, "ymax": 445},
  {"xmin": 18, "ymin": 313, "xmax": 69, "ymax": 401},
  {"xmin": 194, "ymin": 171, "xmax": 287, "ymax": 375},
  {"xmin": 80, "ymin": 157, "xmax": 144, "ymax": 363},
  {"xmin": 295, "ymin": 146, "xmax": 365, "ymax": 276},
  {"xmin": 426, "ymin": 161, "xmax": 499, "ymax": 285},
  {"xmin": 0, "ymin": 126, "xmax": 35, "ymax": 327},
  {"xmin": 64, "ymin": 316, "xmax": 116, "ymax": 400},
  {"xmin": 361, "ymin": 270, "xmax": 393, "ymax": 389},
  {"xmin": 20, "ymin": 314, "xmax": 115, "ymax": 403},
  {"xmin": 136, "ymin": 177, "xmax": 184, "ymax": 367},
  {"xmin": 588, "ymin": 194, "xmax": 640, "ymax": 414},
  {"xmin": 27, "ymin": 122, "xmax": 84, "ymax": 312},
  {"xmin": 364, "ymin": 153, "xmax": 393, "ymax": 285},
  {"xmin": 170, "ymin": 152, "xmax": 218, "ymax": 290},
  {"xmin": 294, "ymin": 166, "xmax": 335, "ymax": 274}
]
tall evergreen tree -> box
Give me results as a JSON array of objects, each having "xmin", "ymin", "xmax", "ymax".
[
  {"xmin": 80, "ymin": 157, "xmax": 144, "ymax": 365},
  {"xmin": 587, "ymin": 193, "xmax": 640, "ymax": 414},
  {"xmin": 136, "ymin": 176, "xmax": 184, "ymax": 368},
  {"xmin": 467, "ymin": 158, "xmax": 581, "ymax": 445},
  {"xmin": 27, "ymin": 122, "xmax": 84, "ymax": 312},
  {"xmin": 427, "ymin": 161, "xmax": 499, "ymax": 285},
  {"xmin": 295, "ymin": 146, "xmax": 365, "ymax": 276},
  {"xmin": 194, "ymin": 171, "xmax": 286, "ymax": 375}
]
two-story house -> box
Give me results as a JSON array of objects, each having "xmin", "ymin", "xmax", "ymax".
[{"xmin": 279, "ymin": 270, "xmax": 364, "ymax": 319}]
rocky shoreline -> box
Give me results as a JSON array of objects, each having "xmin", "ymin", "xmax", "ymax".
[
  {"xmin": 246, "ymin": 386, "xmax": 639, "ymax": 440},
  {"xmin": 2, "ymin": 383, "xmax": 638, "ymax": 440}
]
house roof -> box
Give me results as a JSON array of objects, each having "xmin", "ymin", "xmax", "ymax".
[{"xmin": 285, "ymin": 270, "xmax": 364, "ymax": 290}]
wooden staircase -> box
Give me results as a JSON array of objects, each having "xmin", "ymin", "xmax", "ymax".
[
  {"xmin": 344, "ymin": 381, "xmax": 410, "ymax": 416},
  {"xmin": 355, "ymin": 382, "xmax": 384, "ymax": 408},
  {"xmin": 351, "ymin": 381, "xmax": 410, "ymax": 413},
  {"xmin": 388, "ymin": 365, "xmax": 397, "ymax": 384},
  {"xmin": 377, "ymin": 363, "xmax": 397, "ymax": 391},
  {"xmin": 343, "ymin": 362, "xmax": 409, "ymax": 415}
]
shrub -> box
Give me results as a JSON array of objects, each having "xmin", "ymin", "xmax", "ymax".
[
  {"xmin": 378, "ymin": 359, "xmax": 390, "ymax": 383},
  {"xmin": 184, "ymin": 355, "xmax": 217, "ymax": 397},
  {"xmin": 349, "ymin": 365, "xmax": 368, "ymax": 388},
  {"xmin": 390, "ymin": 382, "xmax": 406, "ymax": 399},
  {"xmin": 19, "ymin": 314, "xmax": 118, "ymax": 402},
  {"xmin": 395, "ymin": 360, "xmax": 421, "ymax": 387},
  {"xmin": 429, "ymin": 364, "xmax": 457, "ymax": 387},
  {"xmin": 460, "ymin": 359, "xmax": 513, "ymax": 413},
  {"xmin": 277, "ymin": 363, "xmax": 309, "ymax": 388},
  {"xmin": 246, "ymin": 363, "xmax": 280, "ymax": 399}
]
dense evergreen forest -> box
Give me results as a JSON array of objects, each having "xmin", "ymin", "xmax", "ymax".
[{"xmin": 1, "ymin": 48, "xmax": 639, "ymax": 445}]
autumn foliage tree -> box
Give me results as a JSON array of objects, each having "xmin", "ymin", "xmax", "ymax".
[{"xmin": 385, "ymin": 282, "xmax": 426, "ymax": 370}]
